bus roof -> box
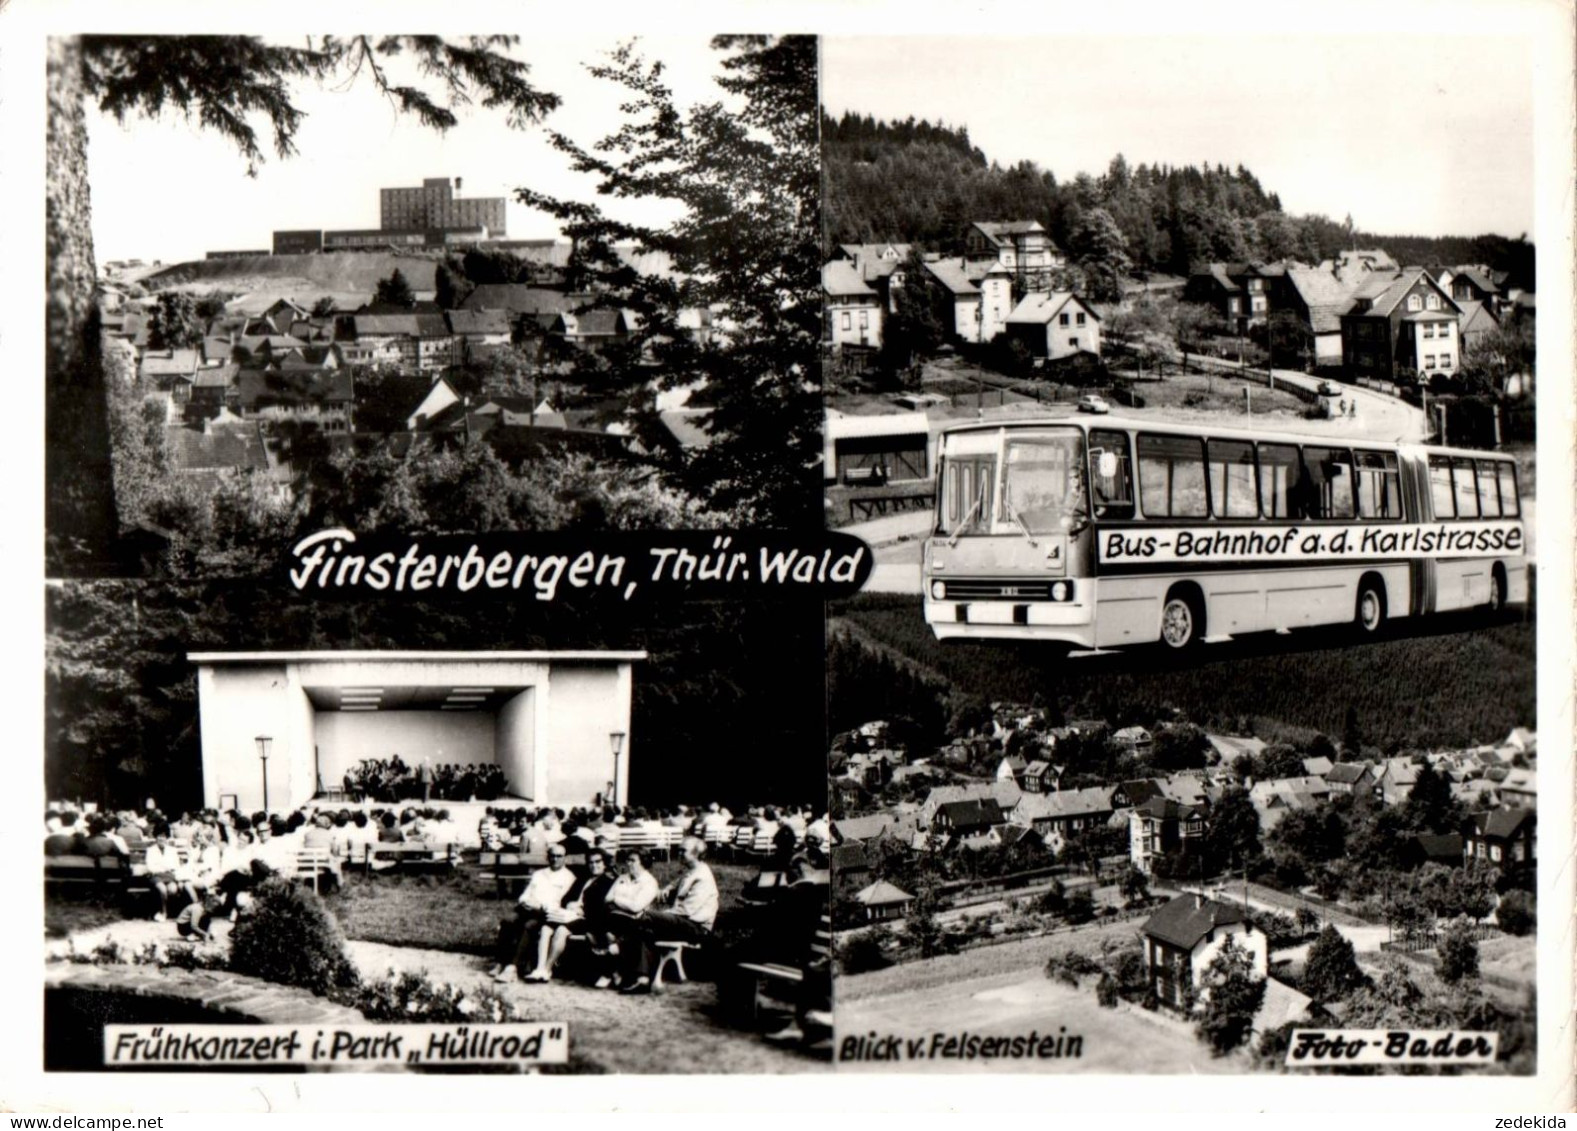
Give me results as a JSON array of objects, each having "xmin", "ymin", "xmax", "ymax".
[{"xmin": 934, "ymin": 414, "xmax": 1515, "ymax": 462}]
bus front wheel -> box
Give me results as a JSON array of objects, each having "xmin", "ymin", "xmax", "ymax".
[
  {"xmin": 1159, "ymin": 590, "xmax": 1203, "ymax": 650},
  {"xmin": 1355, "ymin": 577, "xmax": 1387, "ymax": 636}
]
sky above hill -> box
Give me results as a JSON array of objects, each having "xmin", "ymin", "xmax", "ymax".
[
  {"xmin": 86, "ymin": 37, "xmax": 737, "ymax": 265},
  {"xmin": 821, "ymin": 35, "xmax": 1534, "ymax": 240}
]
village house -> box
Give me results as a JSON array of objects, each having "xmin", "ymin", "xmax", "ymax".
[
  {"xmin": 1377, "ymin": 758, "xmax": 1421, "ymax": 806},
  {"xmin": 832, "ymin": 243, "xmax": 913, "ymax": 315},
  {"xmin": 1463, "ymin": 808, "xmax": 1536, "ymax": 873},
  {"xmin": 1323, "ymin": 761, "xmax": 1375, "ymax": 797},
  {"xmin": 1003, "ymin": 292, "xmax": 1102, "ymax": 361},
  {"xmin": 1184, "ymin": 262, "xmax": 1282, "ymax": 333},
  {"xmin": 1011, "ymin": 786, "xmax": 1115, "ymax": 856},
  {"xmin": 833, "ymin": 812, "xmax": 924, "ymax": 849},
  {"xmin": 1339, "ymin": 267, "xmax": 1463, "ymax": 384},
  {"xmin": 921, "ymin": 255, "xmax": 1014, "ymax": 343},
  {"xmin": 1140, "ymin": 893, "xmax": 1268, "ymax": 1011},
  {"xmin": 962, "ymin": 221, "xmax": 1066, "ymax": 290},
  {"xmin": 1019, "ymin": 759, "xmax": 1055, "ymax": 793},
  {"xmin": 1498, "ymin": 768, "xmax": 1536, "ymax": 809},
  {"xmin": 932, "ymin": 798, "xmax": 1005, "ymax": 839},
  {"xmin": 823, "ymin": 260, "xmax": 883, "ymax": 350},
  {"xmin": 1129, "ymin": 796, "xmax": 1206, "ymax": 875},
  {"xmin": 852, "ymin": 880, "xmax": 914, "ymax": 923},
  {"xmin": 918, "ymin": 781, "xmax": 1022, "ymax": 824},
  {"xmin": 234, "ymin": 368, "xmax": 355, "ymax": 432}
]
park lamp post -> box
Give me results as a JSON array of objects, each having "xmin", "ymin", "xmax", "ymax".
[
  {"xmin": 609, "ymin": 730, "xmax": 626, "ymax": 808},
  {"xmin": 256, "ymin": 735, "xmax": 271, "ymax": 814}
]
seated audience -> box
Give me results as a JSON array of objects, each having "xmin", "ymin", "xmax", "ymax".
[
  {"xmin": 492, "ymin": 844, "xmax": 579, "ymax": 984},
  {"xmin": 614, "ymin": 837, "xmax": 718, "ymax": 995}
]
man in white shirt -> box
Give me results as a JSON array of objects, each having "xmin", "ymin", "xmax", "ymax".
[
  {"xmin": 492, "ymin": 844, "xmax": 578, "ymax": 983},
  {"xmin": 617, "ymin": 837, "xmax": 719, "ymax": 994}
]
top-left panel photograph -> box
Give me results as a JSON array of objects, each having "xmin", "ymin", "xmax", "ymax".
[{"xmin": 44, "ymin": 33, "xmax": 823, "ymax": 579}]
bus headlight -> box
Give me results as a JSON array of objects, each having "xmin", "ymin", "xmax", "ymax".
[
  {"xmin": 1051, "ymin": 581, "xmax": 1071, "ymax": 601},
  {"xmin": 930, "ymin": 581, "xmax": 947, "ymax": 600}
]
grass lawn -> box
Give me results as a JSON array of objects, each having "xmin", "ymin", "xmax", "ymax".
[
  {"xmin": 324, "ymin": 859, "xmax": 762, "ymax": 955},
  {"xmin": 1476, "ymin": 931, "xmax": 1536, "ymax": 986},
  {"xmin": 45, "ymin": 891, "xmax": 131, "ymax": 939}
]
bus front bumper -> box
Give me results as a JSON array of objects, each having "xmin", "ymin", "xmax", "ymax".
[{"xmin": 923, "ymin": 587, "xmax": 1096, "ymax": 646}]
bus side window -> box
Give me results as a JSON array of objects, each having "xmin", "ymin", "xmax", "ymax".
[
  {"xmin": 1428, "ymin": 456, "xmax": 1456, "ymax": 518},
  {"xmin": 1206, "ymin": 439, "xmax": 1258, "ymax": 518},
  {"xmin": 1355, "ymin": 450, "xmax": 1402, "ymax": 519},
  {"xmin": 1451, "ymin": 457, "xmax": 1479, "ymax": 519},
  {"xmin": 1257, "ymin": 442, "xmax": 1303, "ymax": 519},
  {"xmin": 1137, "ymin": 433, "xmax": 1208, "ymax": 518},
  {"xmin": 1497, "ymin": 463, "xmax": 1520, "ymax": 517},
  {"xmin": 1303, "ymin": 446, "xmax": 1355, "ymax": 519},
  {"xmin": 1475, "ymin": 459, "xmax": 1502, "ymax": 517},
  {"xmin": 1089, "ymin": 429, "xmax": 1134, "ymax": 519}
]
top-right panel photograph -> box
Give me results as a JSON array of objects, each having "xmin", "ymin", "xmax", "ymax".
[{"xmin": 820, "ymin": 32, "xmax": 1544, "ymax": 1077}]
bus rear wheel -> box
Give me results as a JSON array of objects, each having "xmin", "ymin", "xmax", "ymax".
[
  {"xmin": 1355, "ymin": 577, "xmax": 1387, "ymax": 636},
  {"xmin": 1159, "ymin": 590, "xmax": 1203, "ymax": 650}
]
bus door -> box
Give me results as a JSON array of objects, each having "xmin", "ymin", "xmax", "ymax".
[{"xmin": 1402, "ymin": 453, "xmax": 1436, "ymax": 615}]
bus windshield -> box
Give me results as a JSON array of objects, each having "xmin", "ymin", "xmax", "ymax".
[{"xmin": 1000, "ymin": 431, "xmax": 1086, "ymax": 534}]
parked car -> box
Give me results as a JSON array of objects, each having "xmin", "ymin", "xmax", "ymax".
[{"xmin": 1076, "ymin": 395, "xmax": 1111, "ymax": 414}]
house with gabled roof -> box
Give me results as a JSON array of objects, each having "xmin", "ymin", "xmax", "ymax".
[
  {"xmin": 833, "ymin": 811, "xmax": 923, "ymax": 847},
  {"xmin": 1130, "ymin": 796, "xmax": 1206, "ymax": 874},
  {"xmin": 1377, "ymin": 758, "xmax": 1421, "ymax": 806},
  {"xmin": 1463, "ymin": 808, "xmax": 1535, "ymax": 873},
  {"xmin": 1011, "ymin": 786, "xmax": 1115, "ymax": 855},
  {"xmin": 933, "ymin": 798, "xmax": 1005, "ymax": 838},
  {"xmin": 1141, "ymin": 893, "xmax": 1267, "ymax": 1010},
  {"xmin": 1004, "ymin": 292, "xmax": 1101, "ymax": 360},
  {"xmin": 162, "ymin": 408, "xmax": 285, "ymax": 492},
  {"xmin": 824, "ymin": 260, "xmax": 882, "ymax": 349},
  {"xmin": 1324, "ymin": 761, "xmax": 1374, "ymax": 796},
  {"xmin": 1280, "ymin": 265, "xmax": 1366, "ymax": 365},
  {"xmin": 922, "ymin": 255, "xmax": 1014, "ymax": 343},
  {"xmin": 833, "ymin": 243, "xmax": 913, "ymax": 314},
  {"xmin": 963, "ymin": 221, "xmax": 1065, "ymax": 288},
  {"xmin": 918, "ymin": 781, "xmax": 1022, "ymax": 824},
  {"xmin": 1498, "ymin": 768, "xmax": 1535, "ymax": 809},
  {"xmin": 1020, "ymin": 759, "xmax": 1054, "ymax": 793},
  {"xmin": 1339, "ymin": 267, "xmax": 1463, "ymax": 383}
]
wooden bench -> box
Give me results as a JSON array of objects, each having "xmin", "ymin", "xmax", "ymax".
[
  {"xmin": 735, "ymin": 912, "xmax": 832, "ymax": 1024},
  {"xmin": 292, "ymin": 848, "xmax": 339, "ymax": 895},
  {"xmin": 358, "ymin": 842, "xmax": 459, "ymax": 875},
  {"xmin": 44, "ymin": 854, "xmax": 132, "ymax": 888},
  {"xmin": 652, "ymin": 939, "xmax": 705, "ymax": 989},
  {"xmin": 477, "ymin": 850, "xmax": 548, "ymax": 899}
]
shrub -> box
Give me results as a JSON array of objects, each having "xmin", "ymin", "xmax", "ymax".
[
  {"xmin": 1064, "ymin": 889, "xmax": 1096, "ymax": 925},
  {"xmin": 1095, "ymin": 973, "xmax": 1119, "ymax": 1008},
  {"xmin": 1038, "ymin": 880, "xmax": 1067, "ymax": 915},
  {"xmin": 1436, "ymin": 919, "xmax": 1480, "ymax": 985},
  {"xmin": 838, "ymin": 930, "xmax": 893, "ymax": 975},
  {"xmin": 229, "ymin": 877, "xmax": 359, "ymax": 996},
  {"xmin": 1253, "ymin": 910, "xmax": 1300, "ymax": 950},
  {"xmin": 1044, "ymin": 949, "xmax": 1101, "ymax": 987},
  {"xmin": 1301, "ymin": 925, "xmax": 1368, "ymax": 1003},
  {"xmin": 1496, "ymin": 890, "xmax": 1535, "ymax": 937},
  {"xmin": 346, "ymin": 969, "xmax": 519, "ymax": 1023}
]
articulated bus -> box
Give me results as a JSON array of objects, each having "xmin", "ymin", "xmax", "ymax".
[{"xmin": 922, "ymin": 415, "xmax": 1528, "ymax": 650}]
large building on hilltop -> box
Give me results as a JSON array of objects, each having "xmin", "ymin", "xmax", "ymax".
[{"xmin": 380, "ymin": 176, "xmax": 507, "ymax": 235}]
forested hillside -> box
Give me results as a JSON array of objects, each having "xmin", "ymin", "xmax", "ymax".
[
  {"xmin": 823, "ymin": 112, "xmax": 1535, "ymax": 285},
  {"xmin": 828, "ymin": 595, "xmax": 1534, "ymax": 754}
]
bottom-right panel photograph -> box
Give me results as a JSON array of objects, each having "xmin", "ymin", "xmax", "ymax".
[{"xmin": 826, "ymin": 594, "xmax": 1536, "ymax": 1074}]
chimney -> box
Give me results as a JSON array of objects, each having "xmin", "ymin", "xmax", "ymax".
[
  {"xmin": 1194, "ymin": 892, "xmax": 1204, "ymax": 910},
  {"xmin": 454, "ymin": 177, "xmax": 463, "ymax": 192}
]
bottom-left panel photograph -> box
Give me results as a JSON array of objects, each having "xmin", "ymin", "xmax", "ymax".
[{"xmin": 42, "ymin": 581, "xmax": 831, "ymax": 1073}]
